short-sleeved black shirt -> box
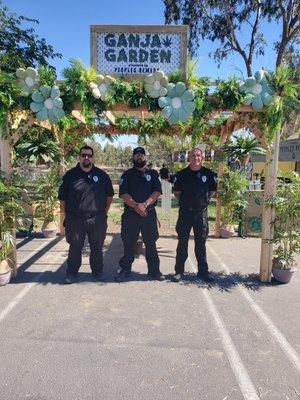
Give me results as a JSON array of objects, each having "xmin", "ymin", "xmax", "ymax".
[
  {"xmin": 58, "ymin": 164, "xmax": 114, "ymax": 215},
  {"xmin": 173, "ymin": 166, "xmax": 217, "ymax": 208},
  {"xmin": 119, "ymin": 167, "xmax": 162, "ymax": 211}
]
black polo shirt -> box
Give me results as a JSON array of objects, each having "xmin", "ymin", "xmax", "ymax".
[
  {"xmin": 119, "ymin": 167, "xmax": 162, "ymax": 211},
  {"xmin": 58, "ymin": 164, "xmax": 114, "ymax": 215},
  {"xmin": 173, "ymin": 166, "xmax": 217, "ymax": 208}
]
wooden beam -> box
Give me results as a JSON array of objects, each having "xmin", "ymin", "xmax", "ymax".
[
  {"xmin": 58, "ymin": 133, "xmax": 66, "ymax": 236},
  {"xmin": 11, "ymin": 114, "xmax": 35, "ymax": 145},
  {"xmin": 214, "ymin": 125, "xmax": 231, "ymax": 237},
  {"xmin": 103, "ymin": 111, "xmax": 116, "ymax": 125},
  {"xmin": 259, "ymin": 130, "xmax": 281, "ymax": 282}
]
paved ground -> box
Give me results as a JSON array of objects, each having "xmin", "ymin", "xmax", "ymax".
[{"xmin": 0, "ymin": 226, "xmax": 299, "ymax": 400}]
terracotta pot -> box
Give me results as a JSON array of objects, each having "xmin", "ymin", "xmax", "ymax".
[
  {"xmin": 220, "ymin": 225, "xmax": 235, "ymax": 238},
  {"xmin": 134, "ymin": 239, "xmax": 143, "ymax": 257},
  {"xmin": 42, "ymin": 220, "xmax": 58, "ymax": 238},
  {"xmin": 0, "ymin": 260, "xmax": 12, "ymax": 286},
  {"xmin": 272, "ymin": 267, "xmax": 296, "ymax": 284}
]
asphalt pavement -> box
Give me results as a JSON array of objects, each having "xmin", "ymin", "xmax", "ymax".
[{"xmin": 0, "ymin": 228, "xmax": 299, "ymax": 400}]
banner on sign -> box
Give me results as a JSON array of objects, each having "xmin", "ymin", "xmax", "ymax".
[{"xmin": 90, "ymin": 25, "xmax": 188, "ymax": 78}]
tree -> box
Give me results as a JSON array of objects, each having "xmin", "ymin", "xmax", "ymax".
[
  {"xmin": 0, "ymin": 1, "xmax": 61, "ymax": 72},
  {"xmin": 138, "ymin": 134, "xmax": 191, "ymax": 167},
  {"xmin": 224, "ymin": 132, "xmax": 265, "ymax": 169},
  {"xmin": 164, "ymin": 0, "xmax": 300, "ymax": 76}
]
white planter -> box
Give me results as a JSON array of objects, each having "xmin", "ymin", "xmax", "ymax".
[
  {"xmin": 42, "ymin": 220, "xmax": 58, "ymax": 238},
  {"xmin": 220, "ymin": 225, "xmax": 235, "ymax": 238},
  {"xmin": 0, "ymin": 260, "xmax": 12, "ymax": 286},
  {"xmin": 272, "ymin": 267, "xmax": 296, "ymax": 284}
]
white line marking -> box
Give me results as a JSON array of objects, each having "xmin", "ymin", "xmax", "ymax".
[
  {"xmin": 207, "ymin": 243, "xmax": 300, "ymax": 374},
  {"xmin": 188, "ymin": 257, "xmax": 259, "ymax": 400},
  {"xmin": 0, "ymin": 246, "xmax": 64, "ymax": 323}
]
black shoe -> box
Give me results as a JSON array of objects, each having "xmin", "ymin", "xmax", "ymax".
[
  {"xmin": 115, "ymin": 269, "xmax": 132, "ymax": 282},
  {"xmin": 92, "ymin": 271, "xmax": 106, "ymax": 282},
  {"xmin": 197, "ymin": 272, "xmax": 214, "ymax": 283},
  {"xmin": 148, "ymin": 272, "xmax": 165, "ymax": 281},
  {"xmin": 63, "ymin": 274, "xmax": 78, "ymax": 284},
  {"xmin": 172, "ymin": 273, "xmax": 183, "ymax": 282}
]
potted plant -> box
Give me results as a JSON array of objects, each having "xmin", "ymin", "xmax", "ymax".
[
  {"xmin": 218, "ymin": 170, "xmax": 248, "ymax": 238},
  {"xmin": 34, "ymin": 168, "xmax": 60, "ymax": 238},
  {"xmin": 0, "ymin": 175, "xmax": 24, "ymax": 285},
  {"xmin": 0, "ymin": 226, "xmax": 14, "ymax": 286},
  {"xmin": 266, "ymin": 171, "xmax": 300, "ymax": 283}
]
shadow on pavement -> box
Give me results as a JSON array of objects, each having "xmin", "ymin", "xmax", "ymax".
[
  {"xmin": 13, "ymin": 232, "xmax": 280, "ymax": 291},
  {"xmin": 169, "ymin": 271, "xmax": 283, "ymax": 292}
]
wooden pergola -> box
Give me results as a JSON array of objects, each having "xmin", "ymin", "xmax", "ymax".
[{"xmin": 0, "ymin": 101, "xmax": 280, "ymax": 282}]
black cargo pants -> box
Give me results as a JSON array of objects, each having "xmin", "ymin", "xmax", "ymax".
[
  {"xmin": 119, "ymin": 209, "xmax": 160, "ymax": 275},
  {"xmin": 65, "ymin": 213, "xmax": 107, "ymax": 275},
  {"xmin": 175, "ymin": 207, "xmax": 209, "ymax": 275}
]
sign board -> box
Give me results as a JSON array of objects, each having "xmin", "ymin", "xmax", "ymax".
[
  {"xmin": 252, "ymin": 139, "xmax": 300, "ymax": 162},
  {"xmin": 244, "ymin": 191, "xmax": 263, "ymax": 237},
  {"xmin": 90, "ymin": 25, "xmax": 188, "ymax": 78}
]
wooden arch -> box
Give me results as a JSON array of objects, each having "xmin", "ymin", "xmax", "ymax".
[{"xmin": 0, "ymin": 102, "xmax": 281, "ymax": 283}]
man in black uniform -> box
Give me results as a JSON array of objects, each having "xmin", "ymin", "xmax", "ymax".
[
  {"xmin": 172, "ymin": 148, "xmax": 217, "ymax": 282},
  {"xmin": 58, "ymin": 145, "xmax": 114, "ymax": 284},
  {"xmin": 116, "ymin": 146, "xmax": 165, "ymax": 282}
]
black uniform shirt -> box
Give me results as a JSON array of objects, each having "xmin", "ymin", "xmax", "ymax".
[
  {"xmin": 58, "ymin": 164, "xmax": 114, "ymax": 215},
  {"xmin": 174, "ymin": 166, "xmax": 217, "ymax": 208},
  {"xmin": 119, "ymin": 167, "xmax": 162, "ymax": 211}
]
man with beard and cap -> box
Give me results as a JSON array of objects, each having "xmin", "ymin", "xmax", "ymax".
[
  {"xmin": 116, "ymin": 146, "xmax": 165, "ymax": 282},
  {"xmin": 172, "ymin": 148, "xmax": 217, "ymax": 283},
  {"xmin": 58, "ymin": 145, "xmax": 114, "ymax": 284}
]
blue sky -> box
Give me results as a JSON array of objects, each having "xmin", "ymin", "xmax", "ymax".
[{"xmin": 5, "ymin": 0, "xmax": 285, "ymax": 146}]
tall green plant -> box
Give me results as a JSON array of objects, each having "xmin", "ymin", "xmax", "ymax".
[
  {"xmin": 0, "ymin": 174, "xmax": 24, "ymax": 262},
  {"xmin": 34, "ymin": 168, "xmax": 60, "ymax": 223},
  {"xmin": 266, "ymin": 171, "xmax": 300, "ymax": 268},
  {"xmin": 218, "ymin": 170, "xmax": 248, "ymax": 227}
]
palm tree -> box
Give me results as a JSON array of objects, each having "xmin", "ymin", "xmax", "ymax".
[{"xmin": 224, "ymin": 133, "xmax": 265, "ymax": 169}]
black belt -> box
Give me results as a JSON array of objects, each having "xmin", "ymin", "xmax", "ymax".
[{"xmin": 67, "ymin": 212, "xmax": 105, "ymax": 218}]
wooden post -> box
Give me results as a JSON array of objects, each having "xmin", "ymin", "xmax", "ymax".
[
  {"xmin": 259, "ymin": 130, "xmax": 281, "ymax": 282},
  {"xmin": 0, "ymin": 120, "xmax": 17, "ymax": 277},
  {"xmin": 214, "ymin": 127, "xmax": 230, "ymax": 238},
  {"xmin": 58, "ymin": 132, "xmax": 66, "ymax": 236},
  {"xmin": 214, "ymin": 161, "xmax": 225, "ymax": 238}
]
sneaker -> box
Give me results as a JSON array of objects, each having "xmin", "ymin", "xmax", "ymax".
[
  {"xmin": 115, "ymin": 269, "xmax": 132, "ymax": 282},
  {"xmin": 148, "ymin": 272, "xmax": 165, "ymax": 281},
  {"xmin": 197, "ymin": 272, "xmax": 214, "ymax": 283},
  {"xmin": 92, "ymin": 271, "xmax": 106, "ymax": 282},
  {"xmin": 63, "ymin": 274, "xmax": 78, "ymax": 284},
  {"xmin": 172, "ymin": 273, "xmax": 183, "ymax": 282}
]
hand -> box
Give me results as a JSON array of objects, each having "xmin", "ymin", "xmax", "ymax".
[{"xmin": 135, "ymin": 203, "xmax": 148, "ymax": 217}]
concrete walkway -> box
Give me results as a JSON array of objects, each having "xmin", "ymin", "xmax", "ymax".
[{"xmin": 0, "ymin": 228, "xmax": 299, "ymax": 400}]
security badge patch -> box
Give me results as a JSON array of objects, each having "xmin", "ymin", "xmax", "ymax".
[
  {"xmin": 93, "ymin": 175, "xmax": 99, "ymax": 183},
  {"xmin": 145, "ymin": 174, "xmax": 151, "ymax": 182},
  {"xmin": 197, "ymin": 172, "xmax": 207, "ymax": 183}
]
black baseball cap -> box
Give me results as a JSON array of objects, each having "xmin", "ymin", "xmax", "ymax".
[{"xmin": 133, "ymin": 146, "xmax": 145, "ymax": 155}]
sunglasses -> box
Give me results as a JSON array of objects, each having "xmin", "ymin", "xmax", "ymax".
[{"xmin": 80, "ymin": 153, "xmax": 93, "ymax": 158}]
